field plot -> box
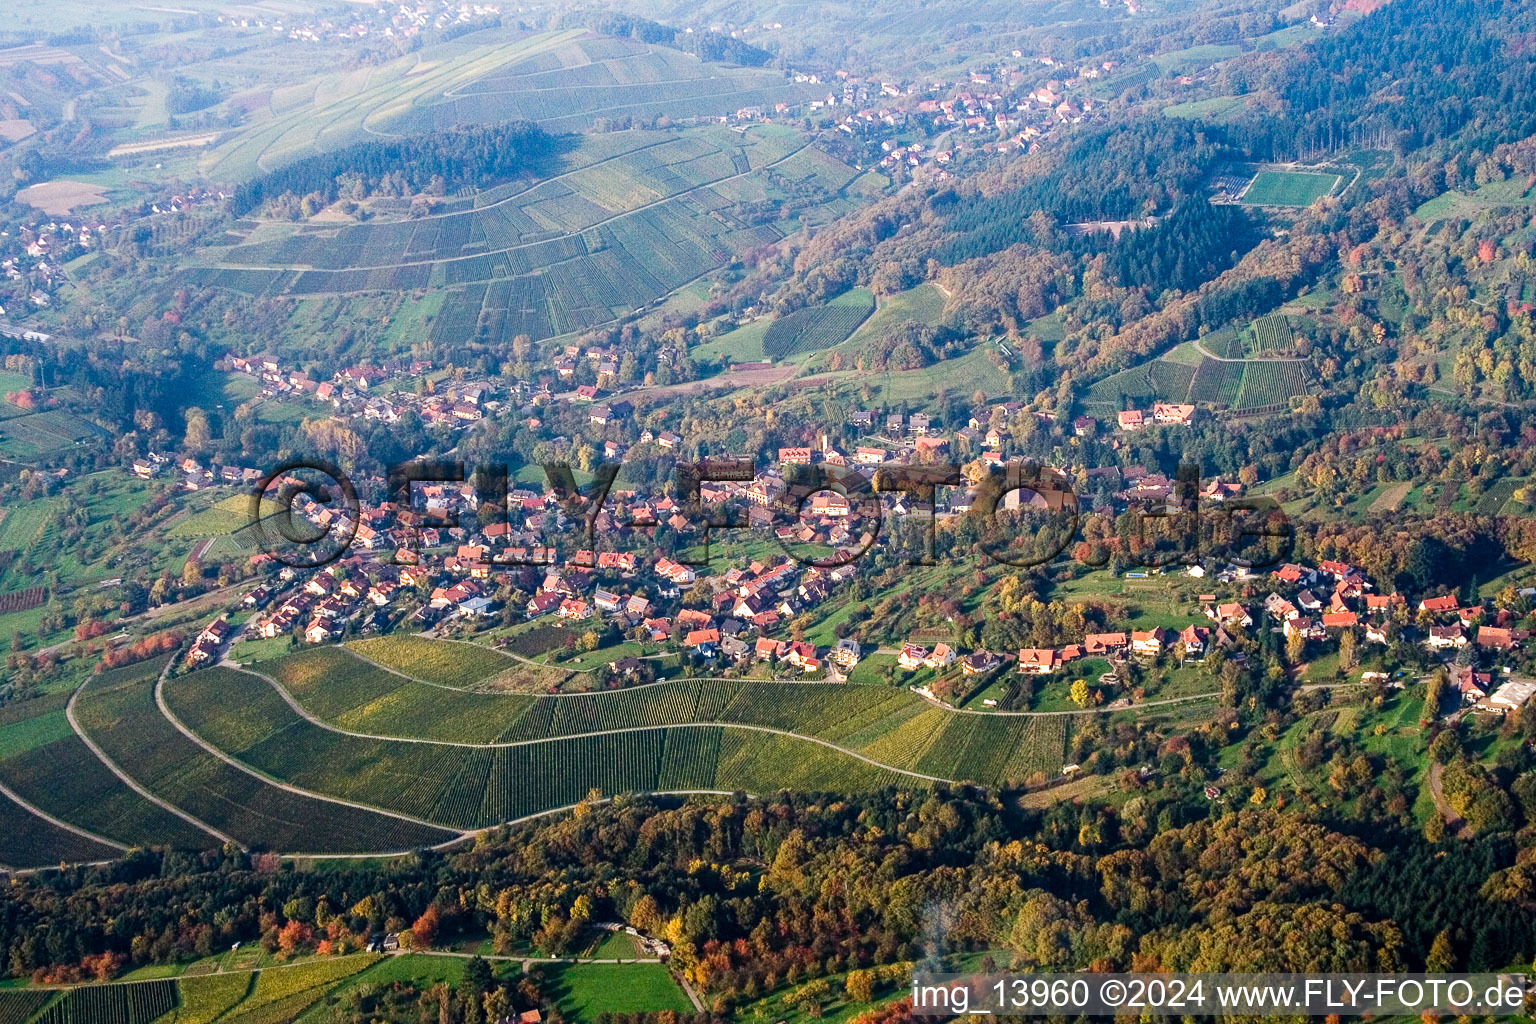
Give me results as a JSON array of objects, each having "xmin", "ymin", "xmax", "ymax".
[
  {"xmin": 191, "ymin": 121, "xmax": 857, "ymax": 344},
  {"xmin": 166, "ymin": 494, "xmax": 283, "ymax": 541},
  {"xmin": 347, "ymin": 635, "xmax": 516, "ymax": 687},
  {"xmin": 15, "ymin": 180, "xmax": 109, "ymax": 215},
  {"xmin": 1413, "ymin": 176, "xmax": 1536, "ymax": 224},
  {"xmin": 174, "ymin": 972, "xmax": 255, "ymax": 1024},
  {"xmin": 548, "ymin": 963, "xmax": 692, "ymax": 1018},
  {"xmin": 1368, "ymin": 482, "xmax": 1413, "ymax": 514},
  {"xmin": 0, "ymin": 991, "xmax": 53, "ymax": 1024},
  {"xmin": 1471, "ymin": 478, "xmax": 1522, "ymax": 515},
  {"xmin": 1248, "ymin": 314, "xmax": 1295, "ymax": 352},
  {"xmin": 26, "ymin": 976, "xmax": 175, "ymax": 1024},
  {"xmin": 28, "ymin": 980, "xmax": 176, "ymax": 1024},
  {"xmin": 762, "ymin": 290, "xmax": 875, "ymax": 360},
  {"xmin": 251, "ymin": 644, "xmax": 1073, "ymax": 788},
  {"xmin": 168, "ymin": 668, "xmax": 925, "ymax": 826},
  {"xmin": 73, "ymin": 672, "xmax": 457, "ymax": 853},
  {"xmin": 1240, "ymin": 170, "xmax": 1342, "ymax": 207},
  {"xmin": 385, "ymin": 36, "xmax": 817, "ymax": 136},
  {"xmin": 1188, "ymin": 358, "xmax": 1244, "ymax": 405},
  {"xmin": 842, "ymin": 284, "xmax": 947, "ymax": 352},
  {"xmin": 216, "ymin": 956, "xmax": 378, "ymax": 1022},
  {"xmin": 1233, "ymin": 360, "xmax": 1312, "ymax": 410},
  {"xmin": 1084, "ymin": 358, "xmax": 1195, "ymax": 406},
  {"xmin": 0, "ymin": 732, "xmax": 218, "ymax": 849},
  {"xmin": 0, "ymin": 409, "xmax": 106, "ymax": 462}
]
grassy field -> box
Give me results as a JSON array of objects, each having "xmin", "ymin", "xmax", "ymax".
[
  {"xmin": 1152, "ymin": 43, "xmax": 1242, "ymax": 72},
  {"xmin": 1413, "ymin": 176, "xmax": 1536, "ymax": 224},
  {"xmin": 695, "ymin": 318, "xmax": 770, "ymax": 363},
  {"xmin": 1241, "ymin": 170, "xmax": 1343, "ymax": 207},
  {"xmin": 547, "ymin": 963, "xmax": 690, "ymax": 1018},
  {"xmin": 1163, "ymin": 96, "xmax": 1245, "ymax": 120}
]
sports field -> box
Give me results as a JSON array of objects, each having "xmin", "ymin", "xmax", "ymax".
[{"xmin": 1240, "ymin": 170, "xmax": 1342, "ymax": 206}]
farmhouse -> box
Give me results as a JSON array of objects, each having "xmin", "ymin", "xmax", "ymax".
[
  {"xmin": 1083, "ymin": 632, "xmax": 1127, "ymax": 655},
  {"xmin": 1488, "ymin": 679, "xmax": 1536, "ymax": 712},
  {"xmin": 1130, "ymin": 628, "xmax": 1165, "ymax": 656}
]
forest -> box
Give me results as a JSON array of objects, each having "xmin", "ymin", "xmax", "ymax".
[
  {"xmin": 1, "ymin": 785, "xmax": 1533, "ymax": 1020},
  {"xmin": 229, "ymin": 122, "xmax": 561, "ymax": 215},
  {"xmin": 558, "ymin": 12, "xmax": 772, "ymax": 66}
]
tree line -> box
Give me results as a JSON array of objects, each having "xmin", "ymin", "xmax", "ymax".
[{"xmin": 230, "ymin": 122, "xmax": 560, "ymax": 215}]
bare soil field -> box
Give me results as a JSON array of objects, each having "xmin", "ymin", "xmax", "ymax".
[{"xmin": 16, "ymin": 180, "xmax": 110, "ymax": 214}]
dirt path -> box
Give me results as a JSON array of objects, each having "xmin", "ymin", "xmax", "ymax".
[
  {"xmin": 1427, "ymin": 761, "xmax": 1474, "ymax": 839},
  {"xmin": 1190, "ymin": 337, "xmax": 1308, "ymax": 363},
  {"xmin": 678, "ymin": 973, "xmax": 706, "ymax": 1012}
]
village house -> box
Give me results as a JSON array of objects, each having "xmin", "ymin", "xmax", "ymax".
[
  {"xmin": 1427, "ymin": 625, "xmax": 1466, "ymax": 649},
  {"xmin": 1131, "ymin": 628, "xmax": 1166, "ymax": 657},
  {"xmin": 1017, "ymin": 648, "xmax": 1058, "ymax": 674},
  {"xmin": 924, "ymin": 643, "xmax": 957, "ymax": 669},
  {"xmin": 1083, "ymin": 632, "xmax": 1127, "ymax": 656},
  {"xmin": 898, "ymin": 643, "xmax": 929, "ymax": 670},
  {"xmin": 961, "ymin": 650, "xmax": 1001, "ymax": 675}
]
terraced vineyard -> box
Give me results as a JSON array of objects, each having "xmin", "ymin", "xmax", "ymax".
[
  {"xmin": 0, "ymin": 732, "xmax": 219, "ymax": 850},
  {"xmin": 12, "ymin": 633, "xmax": 1099, "ymax": 857},
  {"xmin": 0, "ymin": 788, "xmax": 120, "ymax": 870},
  {"xmin": 28, "ymin": 980, "xmax": 176, "ymax": 1024},
  {"xmin": 188, "ymin": 123, "xmax": 859, "ymax": 346},
  {"xmin": 0, "ymin": 990, "xmax": 52, "ymax": 1024},
  {"xmin": 0, "ymin": 958, "xmax": 379, "ymax": 1024},
  {"xmin": 1249, "ymin": 314, "xmax": 1295, "ymax": 352},
  {"xmin": 73, "ymin": 669, "xmax": 457, "ymax": 853},
  {"xmin": 201, "ymin": 31, "xmax": 813, "ymax": 181},
  {"xmin": 347, "ymin": 635, "xmax": 520, "ymax": 687},
  {"xmin": 150, "ymin": 643, "xmax": 1083, "ymax": 836},
  {"xmin": 1188, "ymin": 358, "xmax": 1244, "ymax": 405}
]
